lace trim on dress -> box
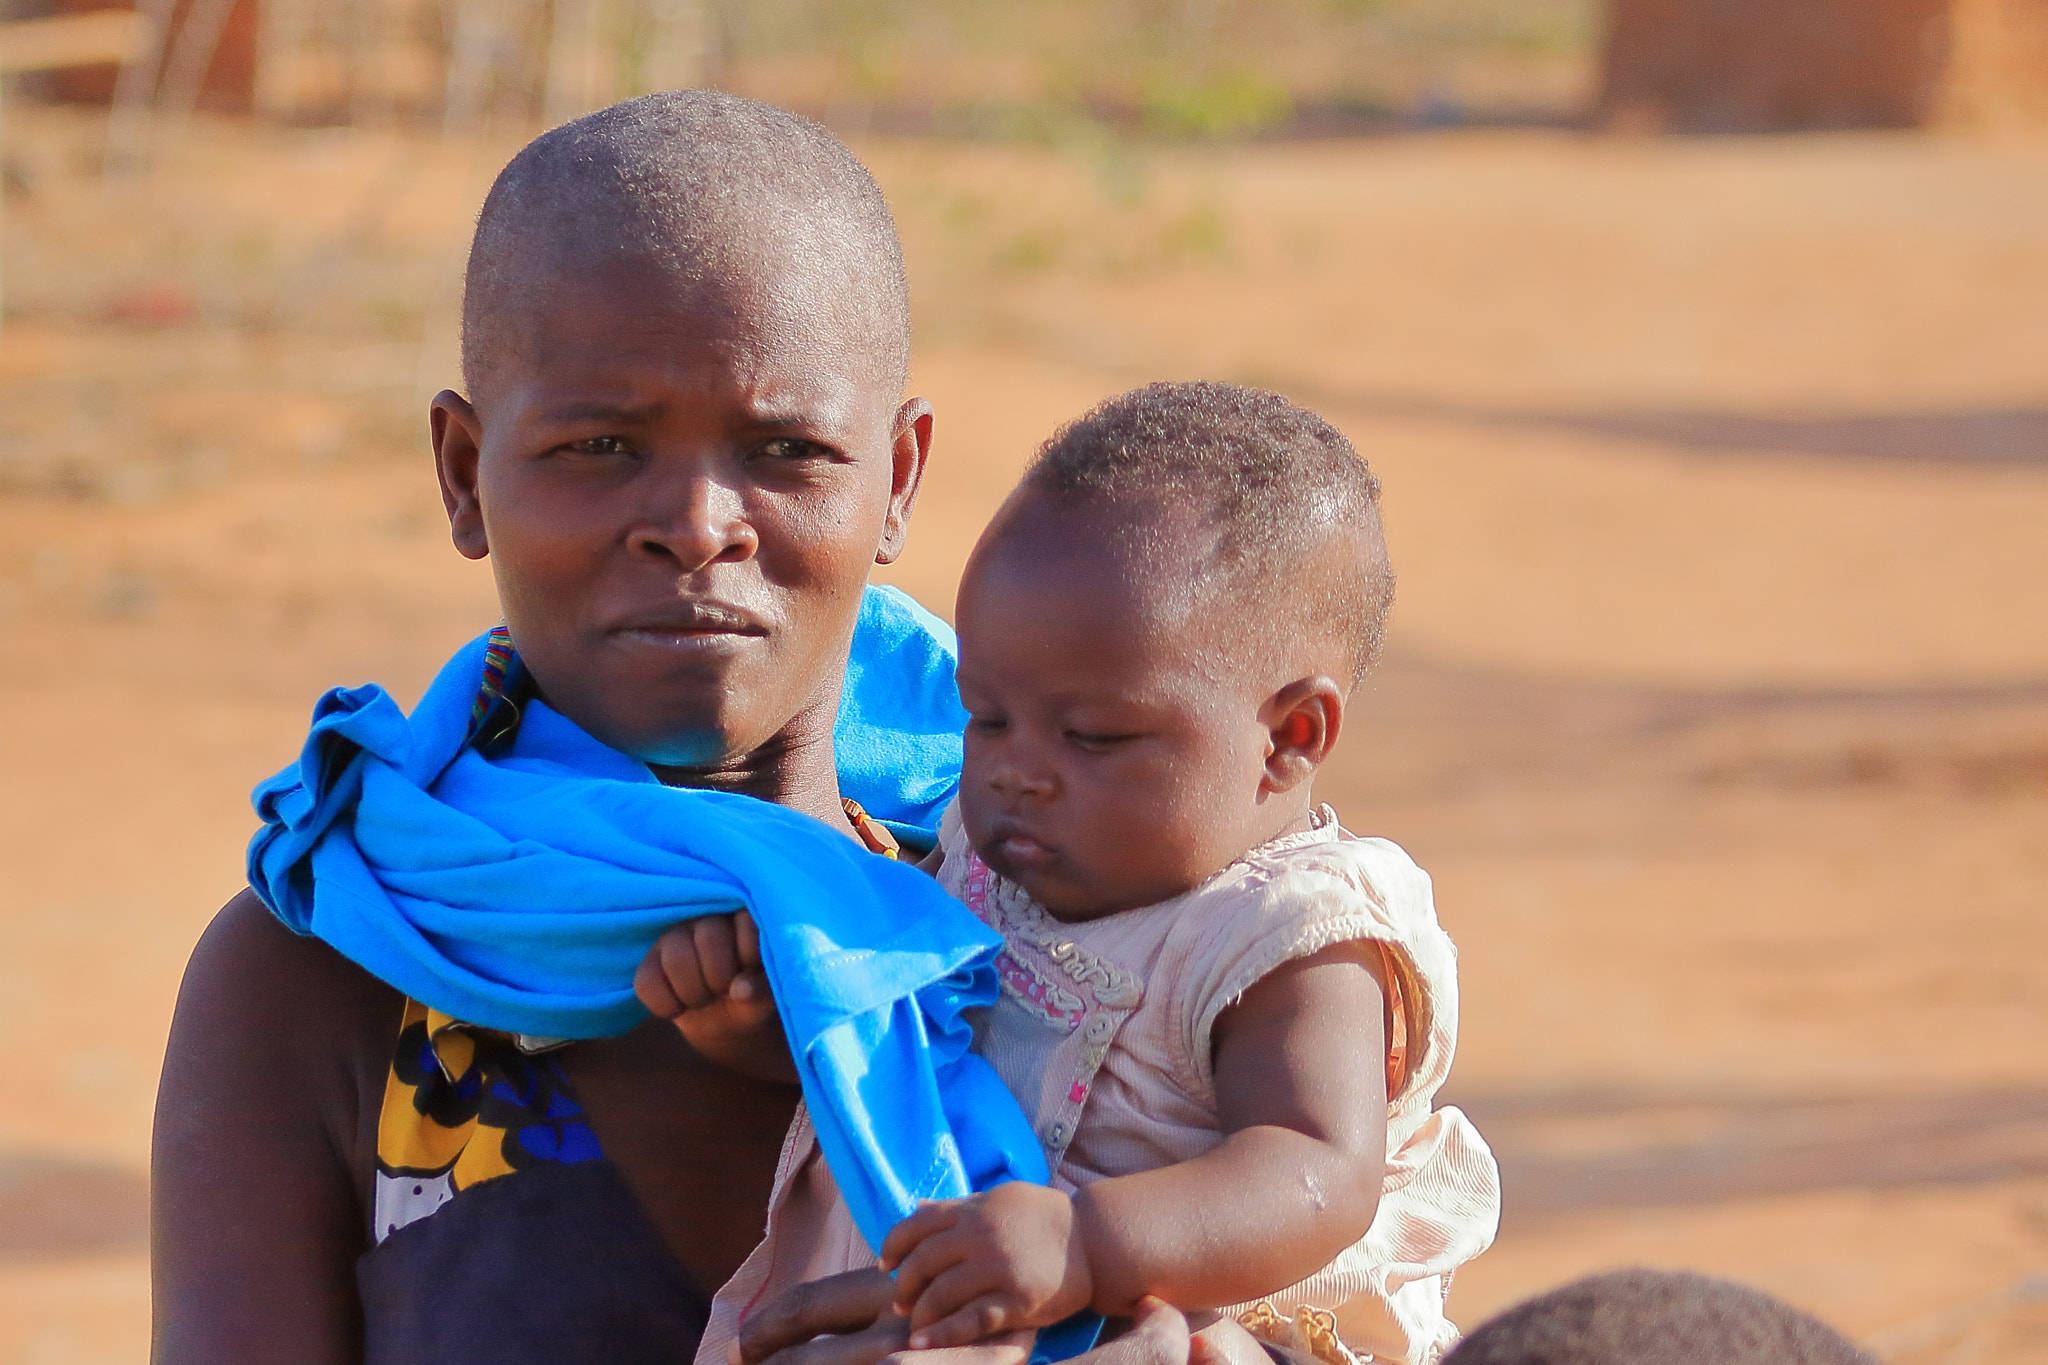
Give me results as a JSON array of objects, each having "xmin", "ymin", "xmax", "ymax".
[{"xmin": 960, "ymin": 854, "xmax": 1144, "ymax": 1029}]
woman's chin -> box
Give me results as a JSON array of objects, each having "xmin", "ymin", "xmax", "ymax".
[{"xmin": 627, "ymin": 728, "xmax": 733, "ymax": 770}]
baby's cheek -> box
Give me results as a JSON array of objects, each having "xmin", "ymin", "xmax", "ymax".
[
  {"xmin": 955, "ymin": 759, "xmax": 995, "ymax": 842},
  {"xmin": 1064, "ymin": 780, "xmax": 1208, "ymax": 906}
]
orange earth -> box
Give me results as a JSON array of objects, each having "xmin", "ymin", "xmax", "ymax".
[{"xmin": 1, "ymin": 104, "xmax": 2046, "ymax": 1364}]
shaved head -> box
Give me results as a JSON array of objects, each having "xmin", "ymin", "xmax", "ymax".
[{"xmin": 461, "ymin": 90, "xmax": 910, "ymax": 406}]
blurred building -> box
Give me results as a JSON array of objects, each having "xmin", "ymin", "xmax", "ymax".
[
  {"xmin": 7, "ymin": 0, "xmax": 2046, "ymax": 134},
  {"xmin": 1601, "ymin": 0, "xmax": 2048, "ymax": 131},
  {"xmin": 7, "ymin": 0, "xmax": 707, "ymax": 129},
  {"xmin": 33, "ymin": 0, "xmax": 257, "ymax": 112}
]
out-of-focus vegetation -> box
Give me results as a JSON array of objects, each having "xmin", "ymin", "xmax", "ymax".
[
  {"xmin": 0, "ymin": 0, "xmax": 1597, "ymax": 140},
  {"xmin": 709, "ymin": 0, "xmax": 1600, "ymax": 135}
]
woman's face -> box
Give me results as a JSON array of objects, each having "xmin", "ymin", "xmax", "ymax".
[{"xmin": 432, "ymin": 257, "xmax": 928, "ymax": 772}]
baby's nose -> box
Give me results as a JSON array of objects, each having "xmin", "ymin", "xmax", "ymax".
[{"xmin": 989, "ymin": 759, "xmax": 1057, "ymax": 800}]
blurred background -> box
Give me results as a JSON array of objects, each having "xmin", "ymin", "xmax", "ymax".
[{"xmin": 2, "ymin": 1, "xmax": 2047, "ymax": 1361}]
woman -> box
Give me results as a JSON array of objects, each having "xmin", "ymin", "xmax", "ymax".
[{"xmin": 151, "ymin": 90, "xmax": 1226, "ymax": 1365}]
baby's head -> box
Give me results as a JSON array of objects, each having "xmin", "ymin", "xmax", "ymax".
[{"xmin": 955, "ymin": 381, "xmax": 1393, "ymax": 920}]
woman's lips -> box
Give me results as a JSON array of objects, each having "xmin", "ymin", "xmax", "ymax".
[
  {"xmin": 610, "ymin": 601, "xmax": 769, "ymax": 652},
  {"xmin": 616, "ymin": 626, "xmax": 758, "ymax": 651}
]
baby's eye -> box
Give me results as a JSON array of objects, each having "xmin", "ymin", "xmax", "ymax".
[{"xmin": 1067, "ymin": 731, "xmax": 1138, "ymax": 753}]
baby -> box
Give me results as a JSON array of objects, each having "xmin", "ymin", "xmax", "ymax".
[
  {"xmin": 646, "ymin": 382, "xmax": 1500, "ymax": 1365},
  {"xmin": 881, "ymin": 382, "xmax": 1498, "ymax": 1365}
]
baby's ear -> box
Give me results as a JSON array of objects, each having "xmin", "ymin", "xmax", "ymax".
[{"xmin": 1260, "ymin": 676, "xmax": 1345, "ymax": 795}]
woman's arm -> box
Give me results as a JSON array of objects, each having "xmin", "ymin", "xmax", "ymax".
[
  {"xmin": 152, "ymin": 890, "xmax": 399, "ymax": 1364},
  {"xmin": 884, "ymin": 940, "xmax": 1390, "ymax": 1344},
  {"xmin": 738, "ymin": 1268, "xmax": 1268, "ymax": 1365}
]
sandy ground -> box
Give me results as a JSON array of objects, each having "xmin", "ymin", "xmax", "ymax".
[{"xmin": 1, "ymin": 106, "xmax": 2046, "ymax": 1363}]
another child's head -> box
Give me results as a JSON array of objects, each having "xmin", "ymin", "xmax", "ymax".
[
  {"xmin": 955, "ymin": 381, "xmax": 1393, "ymax": 919},
  {"xmin": 1445, "ymin": 1269, "xmax": 1874, "ymax": 1365},
  {"xmin": 437, "ymin": 91, "xmax": 930, "ymax": 773}
]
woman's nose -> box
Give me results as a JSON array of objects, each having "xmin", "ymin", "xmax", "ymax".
[{"xmin": 627, "ymin": 476, "xmax": 758, "ymax": 571}]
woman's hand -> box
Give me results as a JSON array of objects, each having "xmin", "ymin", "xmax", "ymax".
[
  {"xmin": 634, "ymin": 911, "xmax": 796, "ymax": 1082},
  {"xmin": 738, "ymin": 1270, "xmax": 1214, "ymax": 1365},
  {"xmin": 736, "ymin": 1269, "xmax": 927, "ymax": 1365}
]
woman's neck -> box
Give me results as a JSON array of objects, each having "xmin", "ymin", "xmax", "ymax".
[{"xmin": 648, "ymin": 721, "xmax": 859, "ymax": 840}]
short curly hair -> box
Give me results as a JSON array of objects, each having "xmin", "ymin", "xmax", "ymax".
[
  {"xmin": 1446, "ymin": 1269, "xmax": 1874, "ymax": 1365},
  {"xmin": 1020, "ymin": 381, "xmax": 1394, "ymax": 685}
]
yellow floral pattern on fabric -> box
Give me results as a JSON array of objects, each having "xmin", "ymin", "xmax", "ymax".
[{"xmin": 372, "ymin": 1001, "xmax": 601, "ymax": 1244}]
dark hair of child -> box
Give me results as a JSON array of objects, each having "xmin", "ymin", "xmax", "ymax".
[
  {"xmin": 1019, "ymin": 380, "xmax": 1394, "ymax": 686},
  {"xmin": 1445, "ymin": 1268, "xmax": 1877, "ymax": 1365}
]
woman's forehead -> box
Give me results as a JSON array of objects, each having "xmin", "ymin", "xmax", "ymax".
[
  {"xmin": 472, "ymin": 205, "xmax": 904, "ymax": 387},
  {"xmin": 491, "ymin": 265, "xmax": 899, "ymax": 429}
]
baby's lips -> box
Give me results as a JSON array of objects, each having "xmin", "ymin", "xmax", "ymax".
[{"xmin": 996, "ymin": 832, "xmax": 1060, "ymax": 871}]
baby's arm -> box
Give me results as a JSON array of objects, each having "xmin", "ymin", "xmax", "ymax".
[
  {"xmin": 882, "ymin": 940, "xmax": 1390, "ymax": 1347},
  {"xmin": 637, "ymin": 842, "xmax": 947, "ymax": 1079}
]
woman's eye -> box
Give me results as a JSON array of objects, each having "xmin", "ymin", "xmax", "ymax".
[
  {"xmin": 759, "ymin": 437, "xmax": 833, "ymax": 462},
  {"xmin": 566, "ymin": 435, "xmax": 633, "ymax": 456},
  {"xmin": 969, "ymin": 715, "xmax": 1008, "ymax": 736}
]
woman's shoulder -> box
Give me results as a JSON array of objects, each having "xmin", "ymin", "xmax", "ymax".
[
  {"xmin": 186, "ymin": 889, "xmax": 404, "ymax": 1033},
  {"xmin": 167, "ymin": 889, "xmax": 403, "ymax": 1170},
  {"xmin": 153, "ymin": 893, "xmax": 408, "ymax": 1363}
]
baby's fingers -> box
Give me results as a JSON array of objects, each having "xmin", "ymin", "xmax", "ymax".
[
  {"xmin": 908, "ymin": 1287, "xmax": 1025, "ymax": 1350},
  {"xmin": 735, "ymin": 909, "xmax": 763, "ymax": 971},
  {"xmin": 652, "ymin": 927, "xmax": 717, "ymax": 1009},
  {"xmin": 691, "ymin": 916, "xmax": 743, "ymax": 996},
  {"xmin": 632, "ymin": 951, "xmax": 680, "ymax": 1018},
  {"xmin": 907, "ymin": 1260, "xmax": 1007, "ymax": 1335},
  {"xmin": 880, "ymin": 1200, "xmax": 962, "ymax": 1276},
  {"xmin": 726, "ymin": 966, "xmax": 776, "ymax": 1014}
]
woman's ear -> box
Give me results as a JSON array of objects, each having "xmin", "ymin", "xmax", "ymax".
[
  {"xmin": 876, "ymin": 397, "xmax": 934, "ymax": 566},
  {"xmin": 431, "ymin": 390, "xmax": 490, "ymax": 561},
  {"xmin": 1260, "ymin": 675, "xmax": 1346, "ymax": 796}
]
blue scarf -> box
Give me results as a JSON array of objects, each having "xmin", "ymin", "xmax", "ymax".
[
  {"xmin": 245, "ymin": 585, "xmax": 1048, "ymax": 1255},
  {"xmin": 832, "ymin": 585, "xmax": 969, "ymax": 849}
]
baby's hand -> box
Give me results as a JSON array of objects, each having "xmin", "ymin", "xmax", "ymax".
[
  {"xmin": 633, "ymin": 911, "xmax": 793, "ymax": 1082},
  {"xmin": 880, "ymin": 1182, "xmax": 1093, "ymax": 1349}
]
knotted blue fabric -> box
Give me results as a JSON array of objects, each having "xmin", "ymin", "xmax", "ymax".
[
  {"xmin": 244, "ymin": 585, "xmax": 1049, "ymax": 1256},
  {"xmin": 835, "ymin": 585, "xmax": 969, "ymax": 849}
]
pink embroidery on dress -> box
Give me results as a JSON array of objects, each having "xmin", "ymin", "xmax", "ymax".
[
  {"xmin": 962, "ymin": 855, "xmax": 1001, "ymax": 918},
  {"xmin": 995, "ymin": 950, "xmax": 1086, "ymax": 1030},
  {"xmin": 1068, "ymin": 1082, "xmax": 1088, "ymax": 1103},
  {"xmin": 963, "ymin": 849, "xmax": 1136, "ymax": 1029}
]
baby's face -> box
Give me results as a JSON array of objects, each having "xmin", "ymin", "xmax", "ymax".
[{"xmin": 954, "ymin": 524, "xmax": 1284, "ymax": 921}]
